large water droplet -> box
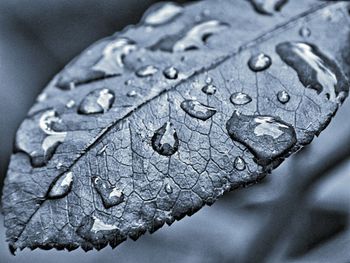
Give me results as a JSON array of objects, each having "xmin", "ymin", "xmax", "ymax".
[
  {"xmin": 299, "ymin": 26, "xmax": 311, "ymax": 38},
  {"xmin": 202, "ymin": 84, "xmax": 217, "ymax": 95},
  {"xmin": 181, "ymin": 99, "xmax": 217, "ymax": 121},
  {"xmin": 234, "ymin": 156, "xmax": 246, "ymax": 171},
  {"xmin": 93, "ymin": 38, "xmax": 137, "ymax": 75},
  {"xmin": 276, "ymin": 42, "xmax": 348, "ymax": 101},
  {"xmin": 230, "ymin": 92, "xmax": 252, "ymax": 105},
  {"xmin": 277, "ymin": 90, "xmax": 290, "ymax": 104},
  {"xmin": 92, "ymin": 176, "xmax": 124, "ymax": 208},
  {"xmin": 78, "ymin": 88, "xmax": 114, "ymax": 114},
  {"xmin": 248, "ymin": 53, "xmax": 272, "ymax": 72},
  {"xmin": 173, "ymin": 20, "xmax": 228, "ymax": 52},
  {"xmin": 249, "ymin": 0, "xmax": 288, "ymax": 15},
  {"xmin": 164, "ymin": 183, "xmax": 173, "ymax": 194},
  {"xmin": 136, "ymin": 65, "xmax": 158, "ymax": 77},
  {"xmin": 144, "ymin": 3, "xmax": 183, "ymax": 26},
  {"xmin": 163, "ymin": 66, "xmax": 178, "ymax": 79},
  {"xmin": 32, "ymin": 110, "xmax": 67, "ymax": 167},
  {"xmin": 226, "ymin": 111, "xmax": 296, "ymax": 165},
  {"xmin": 48, "ymin": 172, "xmax": 73, "ymax": 198},
  {"xmin": 152, "ymin": 122, "xmax": 179, "ymax": 156}
]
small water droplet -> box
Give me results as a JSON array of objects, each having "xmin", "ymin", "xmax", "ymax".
[
  {"xmin": 234, "ymin": 156, "xmax": 246, "ymax": 171},
  {"xmin": 56, "ymin": 162, "xmax": 63, "ymax": 170},
  {"xmin": 202, "ymin": 84, "xmax": 217, "ymax": 95},
  {"xmin": 96, "ymin": 145, "xmax": 108, "ymax": 156},
  {"xmin": 205, "ymin": 76, "xmax": 213, "ymax": 84},
  {"xmin": 165, "ymin": 183, "xmax": 173, "ymax": 194},
  {"xmin": 180, "ymin": 99, "xmax": 217, "ymax": 121},
  {"xmin": 249, "ymin": 0, "xmax": 288, "ymax": 15},
  {"xmin": 163, "ymin": 66, "xmax": 178, "ymax": 79},
  {"xmin": 136, "ymin": 65, "xmax": 158, "ymax": 77},
  {"xmin": 230, "ymin": 92, "xmax": 252, "ymax": 105},
  {"xmin": 127, "ymin": 90, "xmax": 138, "ymax": 97},
  {"xmin": 226, "ymin": 111, "xmax": 296, "ymax": 165},
  {"xmin": 277, "ymin": 90, "xmax": 290, "ymax": 104},
  {"xmin": 37, "ymin": 93, "xmax": 47, "ymax": 102},
  {"xmin": 92, "ymin": 176, "xmax": 124, "ymax": 208},
  {"xmin": 93, "ymin": 38, "xmax": 137, "ymax": 75},
  {"xmin": 48, "ymin": 172, "xmax": 73, "ymax": 198},
  {"xmin": 78, "ymin": 88, "xmax": 115, "ymax": 114},
  {"xmin": 276, "ymin": 42, "xmax": 348, "ymax": 101},
  {"xmin": 144, "ymin": 3, "xmax": 183, "ymax": 26},
  {"xmin": 66, "ymin": 99, "xmax": 76, "ymax": 108},
  {"xmin": 248, "ymin": 53, "xmax": 272, "ymax": 72},
  {"xmin": 173, "ymin": 20, "xmax": 228, "ymax": 52},
  {"xmin": 152, "ymin": 122, "xmax": 179, "ymax": 156},
  {"xmin": 299, "ymin": 26, "xmax": 311, "ymax": 38}
]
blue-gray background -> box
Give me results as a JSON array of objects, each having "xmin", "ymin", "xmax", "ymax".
[{"xmin": 0, "ymin": 1, "xmax": 349, "ymax": 262}]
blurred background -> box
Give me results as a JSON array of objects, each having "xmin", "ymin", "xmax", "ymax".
[{"xmin": 0, "ymin": 1, "xmax": 349, "ymax": 262}]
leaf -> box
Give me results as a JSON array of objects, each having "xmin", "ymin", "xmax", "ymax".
[{"xmin": 2, "ymin": 0, "xmax": 350, "ymax": 253}]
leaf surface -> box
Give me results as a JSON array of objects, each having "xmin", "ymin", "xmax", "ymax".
[{"xmin": 2, "ymin": 0, "xmax": 350, "ymax": 253}]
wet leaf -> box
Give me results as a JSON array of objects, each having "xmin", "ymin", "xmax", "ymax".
[{"xmin": 2, "ymin": 0, "xmax": 350, "ymax": 253}]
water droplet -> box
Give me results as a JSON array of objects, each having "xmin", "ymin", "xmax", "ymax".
[
  {"xmin": 230, "ymin": 92, "xmax": 252, "ymax": 105},
  {"xmin": 163, "ymin": 66, "xmax": 178, "ymax": 79},
  {"xmin": 205, "ymin": 76, "xmax": 213, "ymax": 84},
  {"xmin": 249, "ymin": 0, "xmax": 288, "ymax": 15},
  {"xmin": 136, "ymin": 65, "xmax": 158, "ymax": 77},
  {"xmin": 180, "ymin": 99, "xmax": 217, "ymax": 121},
  {"xmin": 78, "ymin": 88, "xmax": 115, "ymax": 114},
  {"xmin": 277, "ymin": 90, "xmax": 290, "ymax": 104},
  {"xmin": 248, "ymin": 53, "xmax": 272, "ymax": 72},
  {"xmin": 234, "ymin": 156, "xmax": 246, "ymax": 171},
  {"xmin": 276, "ymin": 42, "xmax": 348, "ymax": 101},
  {"xmin": 173, "ymin": 20, "xmax": 228, "ymax": 52},
  {"xmin": 226, "ymin": 111, "xmax": 296, "ymax": 165},
  {"xmin": 66, "ymin": 99, "xmax": 75, "ymax": 108},
  {"xmin": 144, "ymin": 3, "xmax": 183, "ymax": 26},
  {"xmin": 152, "ymin": 122, "xmax": 179, "ymax": 156},
  {"xmin": 93, "ymin": 38, "xmax": 137, "ymax": 75},
  {"xmin": 202, "ymin": 84, "xmax": 217, "ymax": 95},
  {"xmin": 37, "ymin": 92, "xmax": 47, "ymax": 102},
  {"xmin": 92, "ymin": 176, "xmax": 124, "ymax": 208},
  {"xmin": 48, "ymin": 172, "xmax": 73, "ymax": 198},
  {"xmin": 165, "ymin": 183, "xmax": 173, "ymax": 194},
  {"xmin": 127, "ymin": 90, "xmax": 138, "ymax": 97},
  {"xmin": 299, "ymin": 26, "xmax": 311, "ymax": 38},
  {"xmin": 32, "ymin": 110, "xmax": 67, "ymax": 167},
  {"xmin": 56, "ymin": 162, "xmax": 63, "ymax": 170},
  {"xmin": 96, "ymin": 145, "xmax": 108, "ymax": 156}
]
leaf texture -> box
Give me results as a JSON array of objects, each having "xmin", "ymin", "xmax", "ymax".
[{"xmin": 2, "ymin": 0, "xmax": 350, "ymax": 253}]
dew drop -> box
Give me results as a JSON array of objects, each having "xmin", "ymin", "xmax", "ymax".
[
  {"xmin": 234, "ymin": 156, "xmax": 246, "ymax": 171},
  {"xmin": 163, "ymin": 66, "xmax": 178, "ymax": 79},
  {"xmin": 180, "ymin": 99, "xmax": 217, "ymax": 121},
  {"xmin": 152, "ymin": 122, "xmax": 179, "ymax": 156},
  {"xmin": 66, "ymin": 99, "xmax": 76, "ymax": 108},
  {"xmin": 92, "ymin": 176, "xmax": 124, "ymax": 208},
  {"xmin": 93, "ymin": 38, "xmax": 137, "ymax": 75},
  {"xmin": 165, "ymin": 183, "xmax": 173, "ymax": 194},
  {"xmin": 230, "ymin": 92, "xmax": 252, "ymax": 105},
  {"xmin": 226, "ymin": 111, "xmax": 296, "ymax": 165},
  {"xmin": 202, "ymin": 84, "xmax": 217, "ymax": 95},
  {"xmin": 37, "ymin": 92, "xmax": 47, "ymax": 102},
  {"xmin": 249, "ymin": 0, "xmax": 288, "ymax": 15},
  {"xmin": 277, "ymin": 90, "xmax": 290, "ymax": 104},
  {"xmin": 78, "ymin": 88, "xmax": 115, "ymax": 114},
  {"xmin": 144, "ymin": 3, "xmax": 183, "ymax": 26},
  {"xmin": 299, "ymin": 26, "xmax": 311, "ymax": 38},
  {"xmin": 127, "ymin": 90, "xmax": 138, "ymax": 97},
  {"xmin": 205, "ymin": 76, "xmax": 213, "ymax": 84},
  {"xmin": 48, "ymin": 172, "xmax": 73, "ymax": 198},
  {"xmin": 136, "ymin": 65, "xmax": 158, "ymax": 77},
  {"xmin": 248, "ymin": 53, "xmax": 272, "ymax": 72},
  {"xmin": 276, "ymin": 42, "xmax": 348, "ymax": 101},
  {"xmin": 173, "ymin": 20, "xmax": 228, "ymax": 52}
]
